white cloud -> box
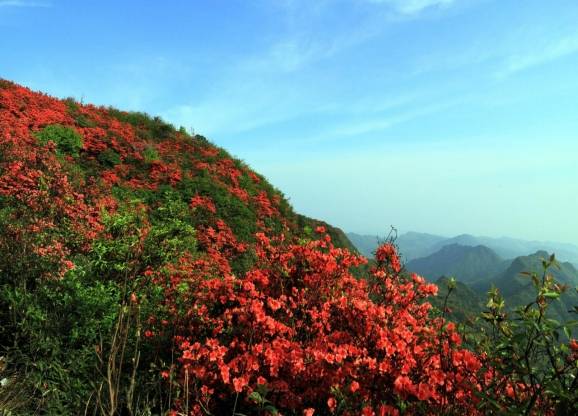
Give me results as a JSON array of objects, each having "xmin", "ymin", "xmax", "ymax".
[
  {"xmin": 497, "ymin": 33, "xmax": 578, "ymax": 77},
  {"xmin": 0, "ymin": 0, "xmax": 50, "ymax": 7},
  {"xmin": 366, "ymin": 0, "xmax": 456, "ymax": 15}
]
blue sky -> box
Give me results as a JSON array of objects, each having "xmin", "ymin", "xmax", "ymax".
[{"xmin": 1, "ymin": 0, "xmax": 578, "ymax": 244}]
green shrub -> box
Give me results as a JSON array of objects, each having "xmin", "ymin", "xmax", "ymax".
[
  {"xmin": 448, "ymin": 255, "xmax": 578, "ymax": 414},
  {"xmin": 97, "ymin": 148, "xmax": 122, "ymax": 167},
  {"xmin": 107, "ymin": 109, "xmax": 175, "ymax": 142},
  {"xmin": 34, "ymin": 124, "xmax": 84, "ymax": 157},
  {"xmin": 64, "ymin": 98, "xmax": 96, "ymax": 128},
  {"xmin": 0, "ymin": 266, "xmax": 120, "ymax": 414},
  {"xmin": 142, "ymin": 146, "xmax": 159, "ymax": 163},
  {"xmin": 0, "ymin": 79, "xmax": 14, "ymax": 90}
]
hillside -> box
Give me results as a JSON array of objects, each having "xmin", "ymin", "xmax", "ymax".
[
  {"xmin": 396, "ymin": 231, "xmax": 448, "ymax": 261},
  {"xmin": 405, "ymin": 243, "xmax": 508, "ymax": 284},
  {"xmin": 0, "ymin": 80, "xmax": 365, "ymax": 414},
  {"xmin": 346, "ymin": 232, "xmax": 380, "ymax": 257},
  {"xmin": 0, "ymin": 79, "xmax": 352, "ymax": 269}
]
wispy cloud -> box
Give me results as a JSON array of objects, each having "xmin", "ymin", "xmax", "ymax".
[
  {"xmin": 161, "ymin": 20, "xmax": 381, "ymax": 135},
  {"xmin": 239, "ymin": 39, "xmax": 323, "ymax": 74},
  {"xmin": 0, "ymin": 0, "xmax": 50, "ymax": 7},
  {"xmin": 366, "ymin": 0, "xmax": 456, "ymax": 15},
  {"xmin": 316, "ymin": 98, "xmax": 461, "ymax": 140},
  {"xmin": 497, "ymin": 33, "xmax": 578, "ymax": 78},
  {"xmin": 241, "ymin": 9, "xmax": 382, "ymax": 74},
  {"xmin": 160, "ymin": 0, "xmax": 463, "ymax": 142}
]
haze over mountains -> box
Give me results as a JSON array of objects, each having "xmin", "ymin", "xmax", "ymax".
[
  {"xmin": 406, "ymin": 244, "xmax": 509, "ymax": 285},
  {"xmin": 347, "ymin": 231, "xmax": 578, "ymax": 264}
]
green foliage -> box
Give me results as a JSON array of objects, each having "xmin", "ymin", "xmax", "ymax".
[
  {"xmin": 191, "ymin": 134, "xmax": 212, "ymax": 147},
  {"xmin": 246, "ymin": 384, "xmax": 280, "ymax": 415},
  {"xmin": 487, "ymin": 251, "xmax": 578, "ymax": 324},
  {"xmin": 457, "ymin": 255, "xmax": 578, "ymax": 414},
  {"xmin": 145, "ymin": 190, "xmax": 197, "ymax": 264},
  {"xmin": 431, "ymin": 276, "xmax": 485, "ymax": 322},
  {"xmin": 91, "ymin": 206, "xmax": 148, "ymax": 278},
  {"xmin": 34, "ymin": 124, "xmax": 84, "ymax": 157},
  {"xmin": 0, "ymin": 79, "xmax": 14, "ymax": 90},
  {"xmin": 142, "ymin": 146, "xmax": 160, "ymax": 163},
  {"xmin": 297, "ymin": 214, "xmax": 359, "ymax": 253},
  {"xmin": 179, "ymin": 174, "xmax": 258, "ymax": 243},
  {"xmin": 107, "ymin": 109, "xmax": 175, "ymax": 142},
  {"xmin": 0, "ymin": 266, "xmax": 120, "ymax": 414},
  {"xmin": 0, "ymin": 195, "xmax": 200, "ymax": 414},
  {"xmin": 97, "ymin": 148, "xmax": 122, "ymax": 167},
  {"xmin": 107, "ymin": 109, "xmax": 153, "ymax": 127},
  {"xmin": 0, "ymin": 205, "xmax": 60, "ymax": 287},
  {"xmin": 63, "ymin": 97, "xmax": 95, "ymax": 128}
]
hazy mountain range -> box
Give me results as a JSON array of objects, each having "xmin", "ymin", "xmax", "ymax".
[
  {"xmin": 347, "ymin": 231, "xmax": 578, "ymax": 264},
  {"xmin": 406, "ymin": 244, "xmax": 509, "ymax": 285},
  {"xmin": 411, "ymin": 245, "xmax": 578, "ymax": 321}
]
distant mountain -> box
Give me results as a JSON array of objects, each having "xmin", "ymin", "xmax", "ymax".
[
  {"xmin": 403, "ymin": 245, "xmax": 578, "ymax": 325},
  {"xmin": 406, "ymin": 244, "xmax": 508, "ymax": 284},
  {"xmin": 346, "ymin": 231, "xmax": 447, "ymax": 261},
  {"xmin": 480, "ymin": 250, "xmax": 578, "ymax": 293},
  {"xmin": 346, "ymin": 232, "xmax": 381, "ymax": 258},
  {"xmin": 347, "ymin": 231, "xmax": 578, "ymax": 264},
  {"xmin": 431, "ymin": 235, "xmax": 578, "ymax": 264},
  {"xmin": 482, "ymin": 251, "xmax": 578, "ymax": 323},
  {"xmin": 396, "ymin": 231, "xmax": 448, "ymax": 261}
]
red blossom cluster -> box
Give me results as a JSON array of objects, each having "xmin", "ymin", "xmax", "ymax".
[
  {"xmin": 0, "ymin": 142, "xmax": 102, "ymax": 277},
  {"xmin": 254, "ymin": 191, "xmax": 278, "ymax": 218},
  {"xmin": 190, "ymin": 195, "xmax": 217, "ymax": 214},
  {"xmin": 150, "ymin": 226, "xmax": 486, "ymax": 415}
]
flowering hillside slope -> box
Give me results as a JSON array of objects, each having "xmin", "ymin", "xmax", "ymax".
[{"xmin": 0, "ymin": 80, "xmax": 576, "ymax": 415}]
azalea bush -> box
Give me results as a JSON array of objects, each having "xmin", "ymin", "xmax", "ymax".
[{"xmin": 153, "ymin": 229, "xmax": 486, "ymax": 415}]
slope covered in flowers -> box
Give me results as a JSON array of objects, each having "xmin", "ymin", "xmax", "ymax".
[
  {"xmin": 0, "ymin": 80, "xmax": 576, "ymax": 415},
  {"xmin": 0, "ymin": 79, "xmax": 354, "ymax": 271}
]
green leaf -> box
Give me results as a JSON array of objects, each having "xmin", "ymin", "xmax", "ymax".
[
  {"xmin": 546, "ymin": 318, "xmax": 560, "ymax": 327},
  {"xmin": 264, "ymin": 405, "xmax": 279, "ymax": 415},
  {"xmin": 248, "ymin": 391, "xmax": 264, "ymax": 404}
]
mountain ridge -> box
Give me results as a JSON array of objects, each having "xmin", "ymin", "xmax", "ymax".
[
  {"xmin": 348, "ymin": 231, "xmax": 578, "ymax": 263},
  {"xmin": 405, "ymin": 243, "xmax": 508, "ymax": 284}
]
